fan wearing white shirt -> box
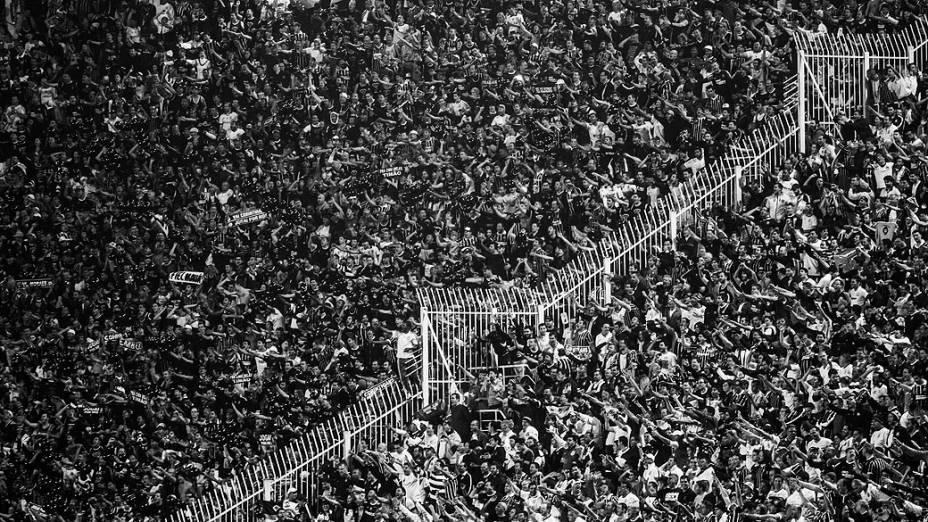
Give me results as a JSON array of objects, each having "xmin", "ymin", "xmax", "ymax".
[
  {"xmin": 491, "ymin": 105, "xmax": 510, "ymax": 127},
  {"xmin": 225, "ymin": 120, "xmax": 245, "ymax": 141},
  {"xmin": 218, "ymin": 104, "xmax": 238, "ymax": 132},
  {"xmin": 869, "ymin": 418, "xmax": 893, "ymax": 449}
]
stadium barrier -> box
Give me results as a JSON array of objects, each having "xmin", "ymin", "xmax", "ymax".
[
  {"xmin": 167, "ymin": 378, "xmax": 421, "ymax": 522},
  {"xmin": 794, "ymin": 19, "xmax": 928, "ymax": 146},
  {"xmin": 419, "ymin": 91, "xmax": 803, "ymax": 408}
]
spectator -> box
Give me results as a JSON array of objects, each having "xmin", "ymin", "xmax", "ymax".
[{"xmin": 0, "ymin": 0, "xmax": 925, "ymax": 520}]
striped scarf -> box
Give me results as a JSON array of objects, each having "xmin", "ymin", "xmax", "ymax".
[
  {"xmin": 736, "ymin": 348, "xmax": 752, "ymax": 367},
  {"xmin": 913, "ymin": 382, "xmax": 927, "ymax": 403}
]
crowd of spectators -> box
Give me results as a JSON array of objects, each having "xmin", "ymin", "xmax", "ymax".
[
  {"xmin": 0, "ymin": 0, "xmax": 926, "ymax": 520},
  {"xmin": 305, "ymin": 92, "xmax": 928, "ymax": 522}
]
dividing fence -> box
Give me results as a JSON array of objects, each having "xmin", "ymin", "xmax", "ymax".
[
  {"xmin": 794, "ymin": 19, "xmax": 928, "ymax": 140},
  {"xmin": 419, "ymin": 100, "xmax": 803, "ymax": 406},
  {"xmin": 167, "ymin": 379, "xmax": 421, "ymax": 522}
]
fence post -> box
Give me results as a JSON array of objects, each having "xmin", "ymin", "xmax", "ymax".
[
  {"xmin": 670, "ymin": 212, "xmax": 678, "ymax": 251},
  {"xmin": 420, "ymin": 309, "xmax": 430, "ymax": 405},
  {"xmin": 603, "ymin": 261, "xmax": 613, "ymax": 304},
  {"xmin": 797, "ymin": 48, "xmax": 807, "ymax": 154},
  {"xmin": 734, "ymin": 166, "xmax": 743, "ymax": 210},
  {"xmin": 342, "ymin": 430, "xmax": 351, "ymax": 459}
]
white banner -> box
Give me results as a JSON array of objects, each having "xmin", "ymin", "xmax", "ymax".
[
  {"xmin": 229, "ymin": 209, "xmax": 268, "ymax": 226},
  {"xmin": 169, "ymin": 271, "xmax": 204, "ymax": 285},
  {"xmin": 16, "ymin": 278, "xmax": 52, "ymax": 288},
  {"xmin": 379, "ymin": 166, "xmax": 403, "ymax": 177}
]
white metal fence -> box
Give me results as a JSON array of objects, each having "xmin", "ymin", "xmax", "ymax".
[
  {"xmin": 419, "ymin": 96, "xmax": 803, "ymax": 407},
  {"xmin": 794, "ymin": 20, "xmax": 928, "ymax": 146},
  {"xmin": 167, "ymin": 379, "xmax": 421, "ymax": 522}
]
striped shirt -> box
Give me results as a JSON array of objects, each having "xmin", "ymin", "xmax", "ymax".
[
  {"xmin": 690, "ymin": 117, "xmax": 706, "ymax": 139},
  {"xmin": 703, "ymin": 95, "xmax": 724, "ymax": 114}
]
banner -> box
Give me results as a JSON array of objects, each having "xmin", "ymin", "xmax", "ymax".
[
  {"xmin": 143, "ymin": 334, "xmax": 177, "ymax": 350},
  {"xmin": 232, "ymin": 374, "xmax": 252, "ymax": 385},
  {"xmin": 169, "ymin": 271, "xmax": 204, "ymax": 285},
  {"xmin": 831, "ymin": 247, "xmax": 859, "ymax": 272},
  {"xmin": 16, "ymin": 278, "xmax": 52, "ymax": 288},
  {"xmin": 260, "ymin": 434, "xmax": 275, "ymax": 450},
  {"xmin": 362, "ymin": 378, "xmax": 395, "ymax": 399},
  {"xmin": 874, "ymin": 221, "xmax": 896, "ymax": 247},
  {"xmin": 81, "ymin": 405, "xmax": 102, "ymax": 415},
  {"xmin": 378, "ymin": 166, "xmax": 403, "ymax": 178},
  {"xmin": 120, "ymin": 339, "xmax": 142, "ymax": 350},
  {"xmin": 229, "ymin": 209, "xmax": 268, "ymax": 226},
  {"xmin": 566, "ymin": 343, "xmax": 592, "ymax": 361},
  {"xmin": 130, "ymin": 391, "xmax": 150, "ymax": 405}
]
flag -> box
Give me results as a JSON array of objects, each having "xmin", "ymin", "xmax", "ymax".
[
  {"xmin": 874, "ymin": 221, "xmax": 896, "ymax": 247},
  {"xmin": 831, "ymin": 247, "xmax": 859, "ymax": 272}
]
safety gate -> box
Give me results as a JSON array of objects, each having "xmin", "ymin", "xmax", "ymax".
[{"xmin": 795, "ymin": 20, "xmax": 928, "ymax": 147}]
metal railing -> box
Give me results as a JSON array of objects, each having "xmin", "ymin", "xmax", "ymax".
[
  {"xmin": 794, "ymin": 19, "xmax": 928, "ymax": 141},
  {"xmin": 536, "ymin": 103, "xmax": 802, "ymax": 334},
  {"xmin": 168, "ymin": 378, "xmax": 421, "ymax": 522},
  {"xmin": 418, "ymin": 88, "xmax": 804, "ymax": 407}
]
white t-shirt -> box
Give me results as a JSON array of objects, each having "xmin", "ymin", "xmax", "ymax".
[
  {"xmin": 216, "ymin": 188, "xmax": 234, "ymax": 205},
  {"xmin": 618, "ymin": 492, "xmax": 640, "ymax": 509},
  {"xmin": 401, "ymin": 471, "xmax": 425, "ymax": 504},
  {"xmin": 491, "ymin": 114, "xmax": 510, "ymax": 127},
  {"xmin": 186, "ymin": 57, "xmax": 211, "ymax": 80},
  {"xmin": 786, "ymin": 488, "xmax": 820, "ymax": 507},
  {"xmin": 218, "ymin": 111, "xmax": 238, "ymax": 132},
  {"xmin": 226, "ymin": 127, "xmax": 245, "ymax": 141},
  {"xmin": 393, "ymin": 331, "xmax": 418, "ymax": 359},
  {"xmin": 255, "ymin": 346, "xmax": 280, "ymax": 375}
]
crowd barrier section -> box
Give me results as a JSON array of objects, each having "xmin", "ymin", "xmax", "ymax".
[
  {"xmin": 167, "ymin": 379, "xmax": 421, "ymax": 522},
  {"xmin": 418, "ymin": 287, "xmax": 546, "ymax": 406},
  {"xmin": 419, "ymin": 94, "xmax": 804, "ymax": 406},
  {"xmin": 794, "ymin": 19, "xmax": 928, "ymax": 146}
]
